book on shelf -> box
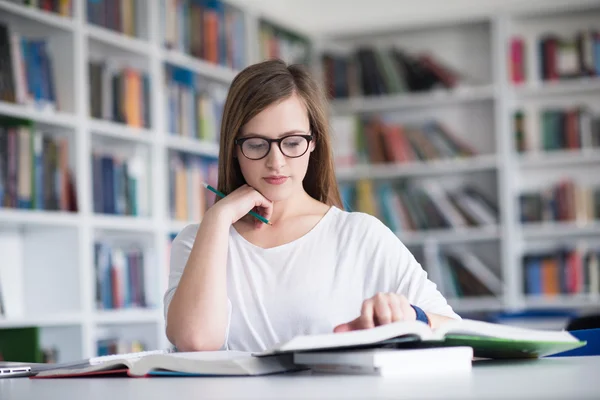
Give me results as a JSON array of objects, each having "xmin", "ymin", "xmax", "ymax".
[
  {"xmin": 88, "ymin": 60, "xmax": 150, "ymax": 129},
  {"xmin": 519, "ymin": 179, "xmax": 599, "ymax": 224},
  {"xmin": 162, "ymin": 0, "xmax": 247, "ymax": 71},
  {"xmin": 323, "ymin": 46, "xmax": 468, "ymax": 99},
  {"xmin": 94, "ymin": 241, "xmax": 147, "ymax": 310},
  {"xmin": 165, "ymin": 64, "xmax": 226, "ymax": 142},
  {"xmin": 5, "ymin": 0, "xmax": 74, "ymax": 17},
  {"xmin": 431, "ymin": 247, "xmax": 504, "ymax": 299},
  {"xmin": 509, "ymin": 30, "xmax": 600, "ymax": 84},
  {"xmin": 169, "ymin": 152, "xmax": 218, "ymax": 222},
  {"xmin": 259, "ymin": 19, "xmax": 311, "ymax": 66},
  {"xmin": 340, "ymin": 180, "xmax": 498, "ymax": 233},
  {"xmin": 331, "ymin": 115, "xmax": 478, "ymax": 168},
  {"xmin": 97, "ymin": 338, "xmax": 148, "ymax": 357},
  {"xmin": 0, "ymin": 327, "xmax": 60, "ymax": 364},
  {"xmin": 87, "ymin": 0, "xmax": 140, "ymax": 37},
  {"xmin": 514, "ymin": 107, "xmax": 600, "ymax": 153},
  {"xmin": 91, "ymin": 149, "xmax": 149, "ymax": 217},
  {"xmin": 0, "ymin": 23, "xmax": 58, "ymax": 111},
  {"xmin": 0, "ymin": 117, "xmax": 77, "ymax": 212},
  {"xmin": 32, "ymin": 319, "xmax": 586, "ymax": 378},
  {"xmin": 523, "ymin": 244, "xmax": 599, "ymax": 297}
]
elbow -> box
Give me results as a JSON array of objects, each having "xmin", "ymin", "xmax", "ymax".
[{"xmin": 166, "ymin": 323, "xmax": 225, "ymax": 352}]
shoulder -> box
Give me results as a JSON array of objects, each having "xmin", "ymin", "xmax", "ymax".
[
  {"xmin": 328, "ymin": 206, "xmax": 398, "ymax": 242},
  {"xmin": 171, "ymin": 223, "xmax": 200, "ymax": 251}
]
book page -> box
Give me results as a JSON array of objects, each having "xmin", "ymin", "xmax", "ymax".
[
  {"xmin": 433, "ymin": 319, "xmax": 578, "ymax": 342},
  {"xmin": 258, "ymin": 320, "xmax": 433, "ymax": 355}
]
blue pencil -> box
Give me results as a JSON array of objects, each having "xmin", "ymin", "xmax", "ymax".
[{"xmin": 202, "ymin": 182, "xmax": 272, "ymax": 225}]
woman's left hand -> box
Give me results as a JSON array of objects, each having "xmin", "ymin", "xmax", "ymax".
[{"xmin": 333, "ymin": 292, "xmax": 417, "ymax": 333}]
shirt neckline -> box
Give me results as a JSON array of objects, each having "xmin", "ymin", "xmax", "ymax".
[{"xmin": 230, "ymin": 205, "xmax": 339, "ymax": 252}]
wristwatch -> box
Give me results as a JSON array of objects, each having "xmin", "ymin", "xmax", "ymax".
[{"xmin": 411, "ymin": 304, "xmax": 431, "ymax": 327}]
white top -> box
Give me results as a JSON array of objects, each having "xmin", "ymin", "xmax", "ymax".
[{"xmin": 164, "ymin": 206, "xmax": 460, "ymax": 352}]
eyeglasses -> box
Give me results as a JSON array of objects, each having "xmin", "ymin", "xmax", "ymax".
[{"xmin": 234, "ymin": 134, "xmax": 313, "ymax": 160}]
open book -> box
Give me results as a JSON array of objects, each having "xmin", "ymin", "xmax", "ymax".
[
  {"xmin": 33, "ymin": 319, "xmax": 586, "ymax": 378},
  {"xmin": 33, "ymin": 351, "xmax": 300, "ymax": 378},
  {"xmin": 256, "ymin": 318, "xmax": 586, "ymax": 359}
]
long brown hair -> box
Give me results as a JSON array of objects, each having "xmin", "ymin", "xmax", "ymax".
[{"xmin": 217, "ymin": 59, "xmax": 343, "ymax": 208}]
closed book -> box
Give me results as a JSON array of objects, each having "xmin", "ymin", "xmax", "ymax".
[{"xmin": 294, "ymin": 347, "xmax": 473, "ymax": 376}]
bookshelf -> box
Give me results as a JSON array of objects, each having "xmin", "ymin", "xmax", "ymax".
[
  {"xmin": 0, "ymin": 0, "xmax": 599, "ymax": 362},
  {"xmin": 321, "ymin": 3, "xmax": 600, "ymax": 317},
  {"xmin": 0, "ymin": 0, "xmax": 310, "ymax": 362}
]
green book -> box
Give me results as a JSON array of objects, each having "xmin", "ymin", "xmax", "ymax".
[
  {"xmin": 256, "ymin": 319, "xmax": 586, "ymax": 360},
  {"xmin": 0, "ymin": 327, "xmax": 42, "ymax": 363}
]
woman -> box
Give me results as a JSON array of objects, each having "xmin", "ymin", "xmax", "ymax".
[{"xmin": 164, "ymin": 59, "xmax": 460, "ymax": 352}]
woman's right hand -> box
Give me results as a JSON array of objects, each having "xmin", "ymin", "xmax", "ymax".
[{"xmin": 209, "ymin": 184, "xmax": 274, "ymax": 229}]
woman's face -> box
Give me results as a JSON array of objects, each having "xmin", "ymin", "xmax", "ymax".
[{"xmin": 236, "ymin": 93, "xmax": 315, "ymax": 202}]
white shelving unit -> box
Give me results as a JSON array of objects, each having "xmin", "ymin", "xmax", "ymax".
[
  {"xmin": 1, "ymin": 0, "xmax": 599, "ymax": 361},
  {"xmin": 321, "ymin": 3, "xmax": 600, "ymax": 316},
  {"xmin": 0, "ymin": 0, "xmax": 287, "ymax": 362}
]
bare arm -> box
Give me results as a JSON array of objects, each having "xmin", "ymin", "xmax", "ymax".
[
  {"xmin": 166, "ymin": 208, "xmax": 232, "ymax": 351},
  {"xmin": 165, "ymin": 185, "xmax": 273, "ymax": 351}
]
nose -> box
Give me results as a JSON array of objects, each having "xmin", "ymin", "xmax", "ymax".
[{"xmin": 265, "ymin": 142, "xmax": 286, "ymax": 169}]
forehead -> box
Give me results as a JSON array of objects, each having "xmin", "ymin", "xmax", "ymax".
[{"xmin": 241, "ymin": 94, "xmax": 309, "ymax": 136}]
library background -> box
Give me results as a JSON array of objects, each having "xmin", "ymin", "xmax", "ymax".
[{"xmin": 0, "ymin": 0, "xmax": 599, "ymax": 362}]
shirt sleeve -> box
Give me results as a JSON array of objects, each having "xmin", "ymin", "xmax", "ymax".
[
  {"xmin": 368, "ymin": 215, "xmax": 461, "ymax": 320},
  {"xmin": 164, "ymin": 224, "xmax": 232, "ymax": 349}
]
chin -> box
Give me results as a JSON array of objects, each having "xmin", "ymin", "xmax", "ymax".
[{"xmin": 257, "ymin": 180, "xmax": 295, "ymax": 202}]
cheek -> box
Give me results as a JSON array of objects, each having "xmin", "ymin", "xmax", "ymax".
[{"xmin": 238, "ymin": 158, "xmax": 261, "ymax": 182}]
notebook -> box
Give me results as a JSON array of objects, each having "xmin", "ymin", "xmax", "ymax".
[
  {"xmin": 256, "ymin": 318, "xmax": 586, "ymax": 359},
  {"xmin": 32, "ymin": 351, "xmax": 300, "ymax": 378},
  {"xmin": 294, "ymin": 347, "xmax": 474, "ymax": 376}
]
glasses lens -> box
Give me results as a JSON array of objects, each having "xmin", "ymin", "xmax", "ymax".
[
  {"xmin": 242, "ymin": 138, "xmax": 269, "ymax": 159},
  {"xmin": 281, "ymin": 136, "xmax": 309, "ymax": 158}
]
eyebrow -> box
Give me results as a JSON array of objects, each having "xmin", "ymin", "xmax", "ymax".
[{"xmin": 239, "ymin": 130, "xmax": 308, "ymax": 139}]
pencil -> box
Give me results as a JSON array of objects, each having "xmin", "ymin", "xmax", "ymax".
[{"xmin": 202, "ymin": 182, "xmax": 273, "ymax": 226}]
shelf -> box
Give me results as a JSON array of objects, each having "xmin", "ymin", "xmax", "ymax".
[
  {"xmin": 162, "ymin": 49, "xmax": 238, "ymax": 83},
  {"xmin": 93, "ymin": 309, "xmax": 162, "ymax": 324},
  {"xmin": 523, "ymin": 294, "xmax": 600, "ymax": 310},
  {"xmin": 448, "ymin": 296, "xmax": 506, "ymax": 313},
  {"xmin": 0, "ymin": 1, "xmax": 74, "ymax": 31},
  {"xmin": 521, "ymin": 221, "xmax": 600, "ymax": 240},
  {"xmin": 0, "ymin": 209, "xmax": 80, "ymax": 228},
  {"xmin": 0, "ymin": 313, "xmax": 82, "ymax": 328},
  {"xmin": 517, "ymin": 149, "xmax": 600, "ymax": 168},
  {"xmin": 166, "ymin": 135, "xmax": 220, "ymax": 157},
  {"xmin": 85, "ymin": 24, "xmax": 152, "ymax": 56},
  {"xmin": 329, "ymin": 85, "xmax": 496, "ymax": 114},
  {"xmin": 0, "ymin": 101, "xmax": 77, "ymax": 128},
  {"xmin": 336, "ymin": 154, "xmax": 498, "ymax": 180},
  {"xmin": 92, "ymin": 215, "xmax": 155, "ymax": 232},
  {"xmin": 398, "ymin": 225, "xmax": 501, "ymax": 246},
  {"xmin": 89, "ymin": 119, "xmax": 155, "ymax": 144},
  {"xmin": 514, "ymin": 77, "xmax": 600, "ymax": 98}
]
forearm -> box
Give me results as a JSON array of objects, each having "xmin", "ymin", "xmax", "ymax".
[
  {"xmin": 425, "ymin": 312, "xmax": 457, "ymax": 330},
  {"xmin": 166, "ymin": 208, "xmax": 231, "ymax": 351}
]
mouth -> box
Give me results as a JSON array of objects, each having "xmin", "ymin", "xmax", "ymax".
[{"xmin": 263, "ymin": 176, "xmax": 288, "ymax": 185}]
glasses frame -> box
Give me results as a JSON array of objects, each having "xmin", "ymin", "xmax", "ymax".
[{"xmin": 234, "ymin": 134, "xmax": 313, "ymax": 160}]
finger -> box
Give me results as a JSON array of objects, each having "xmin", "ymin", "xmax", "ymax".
[
  {"xmin": 357, "ymin": 299, "xmax": 375, "ymax": 329},
  {"xmin": 333, "ymin": 322, "xmax": 353, "ymax": 333},
  {"xmin": 388, "ymin": 294, "xmax": 404, "ymax": 322},
  {"xmin": 398, "ymin": 295, "xmax": 417, "ymax": 321},
  {"xmin": 373, "ymin": 293, "xmax": 392, "ymax": 325}
]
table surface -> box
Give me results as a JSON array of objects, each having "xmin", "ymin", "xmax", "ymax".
[{"xmin": 1, "ymin": 356, "xmax": 598, "ymax": 400}]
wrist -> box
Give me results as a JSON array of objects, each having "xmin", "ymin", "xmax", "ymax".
[{"xmin": 204, "ymin": 204, "xmax": 234, "ymax": 227}]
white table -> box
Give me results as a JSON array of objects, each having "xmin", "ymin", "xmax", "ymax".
[{"xmin": 0, "ymin": 356, "xmax": 598, "ymax": 399}]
